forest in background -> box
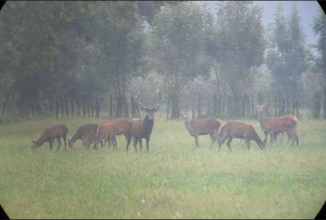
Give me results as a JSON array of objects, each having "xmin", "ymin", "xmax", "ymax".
[{"xmin": 0, "ymin": 1, "xmax": 325, "ymax": 122}]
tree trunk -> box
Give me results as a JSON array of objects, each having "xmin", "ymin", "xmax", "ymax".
[
  {"xmin": 207, "ymin": 93, "xmax": 210, "ymax": 115},
  {"xmin": 198, "ymin": 93, "xmax": 201, "ymax": 118},
  {"xmin": 296, "ymin": 96, "xmax": 299, "ymax": 117},
  {"xmin": 60, "ymin": 95, "xmax": 64, "ymax": 117},
  {"xmin": 70, "ymin": 98, "xmax": 75, "ymax": 117},
  {"xmin": 49, "ymin": 98, "xmax": 53, "ymax": 117},
  {"xmin": 82, "ymin": 98, "xmax": 86, "ymax": 117},
  {"xmin": 324, "ymin": 89, "xmax": 326, "ymax": 119},
  {"xmin": 76, "ymin": 98, "xmax": 81, "ymax": 117},
  {"xmin": 2, "ymin": 100, "xmax": 7, "ymax": 116},
  {"xmin": 110, "ymin": 94, "xmax": 113, "ymax": 117},
  {"xmin": 192, "ymin": 98, "xmax": 195, "ymax": 120},
  {"xmin": 87, "ymin": 100, "xmax": 91, "ymax": 117},
  {"xmin": 115, "ymin": 95, "xmax": 123, "ymax": 117},
  {"xmin": 171, "ymin": 94, "xmax": 180, "ymax": 119},
  {"xmin": 96, "ymin": 97, "xmax": 100, "ymax": 118},
  {"xmin": 166, "ymin": 96, "xmax": 170, "ymax": 120},
  {"xmin": 56, "ymin": 99, "xmax": 59, "ymax": 118},
  {"xmin": 65, "ymin": 95, "xmax": 69, "ymax": 117},
  {"xmin": 131, "ymin": 97, "xmax": 135, "ymax": 117},
  {"xmin": 274, "ymin": 95, "xmax": 277, "ymax": 116},
  {"xmin": 123, "ymin": 96, "xmax": 129, "ymax": 118},
  {"xmin": 91, "ymin": 99, "xmax": 94, "ymax": 118}
]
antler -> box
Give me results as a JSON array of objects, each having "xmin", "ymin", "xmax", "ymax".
[
  {"xmin": 134, "ymin": 91, "xmax": 149, "ymax": 111},
  {"xmin": 153, "ymin": 98, "xmax": 164, "ymax": 111}
]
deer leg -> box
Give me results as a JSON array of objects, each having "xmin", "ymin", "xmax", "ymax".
[
  {"xmin": 63, "ymin": 134, "xmax": 67, "ymax": 150},
  {"xmin": 226, "ymin": 137, "xmax": 233, "ymax": 152},
  {"xmin": 107, "ymin": 136, "xmax": 112, "ymax": 148},
  {"xmin": 279, "ymin": 132, "xmax": 284, "ymax": 144},
  {"xmin": 146, "ymin": 137, "xmax": 150, "ymax": 153},
  {"xmin": 112, "ymin": 135, "xmax": 117, "ymax": 149},
  {"xmin": 139, "ymin": 139, "xmax": 143, "ymax": 152},
  {"xmin": 245, "ymin": 138, "xmax": 250, "ymax": 150},
  {"xmin": 133, "ymin": 138, "xmax": 138, "ymax": 152},
  {"xmin": 217, "ymin": 135, "xmax": 227, "ymax": 152},
  {"xmin": 126, "ymin": 135, "xmax": 132, "ymax": 152},
  {"xmin": 56, "ymin": 137, "xmax": 62, "ymax": 151},
  {"xmin": 210, "ymin": 134, "xmax": 216, "ymax": 145},
  {"xmin": 49, "ymin": 139, "xmax": 55, "ymax": 151},
  {"xmin": 195, "ymin": 135, "xmax": 199, "ymax": 148},
  {"xmin": 100, "ymin": 138, "xmax": 104, "ymax": 147},
  {"xmin": 285, "ymin": 129, "xmax": 295, "ymax": 147}
]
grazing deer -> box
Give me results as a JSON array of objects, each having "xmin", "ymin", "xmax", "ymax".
[
  {"xmin": 181, "ymin": 110, "xmax": 223, "ymax": 148},
  {"xmin": 126, "ymin": 95, "xmax": 164, "ymax": 152},
  {"xmin": 94, "ymin": 123, "xmax": 118, "ymax": 149},
  {"xmin": 256, "ymin": 104, "xmax": 299, "ymax": 146},
  {"xmin": 32, "ymin": 124, "xmax": 69, "ymax": 151},
  {"xmin": 218, "ymin": 121, "xmax": 265, "ymax": 152},
  {"xmin": 100, "ymin": 118, "xmax": 130, "ymax": 145},
  {"xmin": 68, "ymin": 124, "xmax": 100, "ymax": 148}
]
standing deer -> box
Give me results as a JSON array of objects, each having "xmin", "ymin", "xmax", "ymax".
[
  {"xmin": 181, "ymin": 110, "xmax": 223, "ymax": 148},
  {"xmin": 68, "ymin": 124, "xmax": 100, "ymax": 148},
  {"xmin": 100, "ymin": 118, "xmax": 130, "ymax": 146},
  {"xmin": 256, "ymin": 104, "xmax": 299, "ymax": 146},
  {"xmin": 217, "ymin": 121, "xmax": 265, "ymax": 152},
  {"xmin": 126, "ymin": 95, "xmax": 164, "ymax": 152},
  {"xmin": 94, "ymin": 123, "xmax": 118, "ymax": 149},
  {"xmin": 32, "ymin": 124, "xmax": 69, "ymax": 151}
]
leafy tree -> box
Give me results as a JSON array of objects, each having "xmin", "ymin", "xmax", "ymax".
[
  {"xmin": 213, "ymin": 1, "xmax": 266, "ymax": 118},
  {"xmin": 313, "ymin": 8, "xmax": 326, "ymax": 118},
  {"xmin": 151, "ymin": 2, "xmax": 210, "ymax": 118}
]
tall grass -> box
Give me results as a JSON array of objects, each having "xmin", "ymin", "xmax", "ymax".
[{"xmin": 0, "ymin": 117, "xmax": 326, "ymax": 219}]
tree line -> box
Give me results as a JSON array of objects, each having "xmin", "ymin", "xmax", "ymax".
[{"xmin": 0, "ymin": 1, "xmax": 325, "ymax": 121}]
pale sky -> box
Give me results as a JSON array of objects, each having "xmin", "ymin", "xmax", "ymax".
[{"xmin": 196, "ymin": 1, "xmax": 322, "ymax": 46}]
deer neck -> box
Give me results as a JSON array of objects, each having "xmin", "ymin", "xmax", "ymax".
[
  {"xmin": 142, "ymin": 115, "xmax": 154, "ymax": 136},
  {"xmin": 184, "ymin": 116, "xmax": 191, "ymax": 130},
  {"xmin": 258, "ymin": 111, "xmax": 266, "ymax": 130},
  {"xmin": 36, "ymin": 133, "xmax": 48, "ymax": 147},
  {"xmin": 69, "ymin": 131, "xmax": 80, "ymax": 145}
]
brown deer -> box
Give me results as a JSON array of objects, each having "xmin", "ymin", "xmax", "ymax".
[
  {"xmin": 100, "ymin": 118, "xmax": 130, "ymax": 145},
  {"xmin": 94, "ymin": 122, "xmax": 118, "ymax": 149},
  {"xmin": 256, "ymin": 104, "xmax": 299, "ymax": 146},
  {"xmin": 126, "ymin": 95, "xmax": 164, "ymax": 152},
  {"xmin": 217, "ymin": 121, "xmax": 265, "ymax": 152},
  {"xmin": 68, "ymin": 124, "xmax": 100, "ymax": 148},
  {"xmin": 181, "ymin": 110, "xmax": 223, "ymax": 148},
  {"xmin": 32, "ymin": 124, "xmax": 69, "ymax": 151}
]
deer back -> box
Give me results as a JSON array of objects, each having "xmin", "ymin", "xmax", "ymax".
[
  {"xmin": 187, "ymin": 118, "xmax": 222, "ymax": 135},
  {"xmin": 102, "ymin": 119, "xmax": 130, "ymax": 135}
]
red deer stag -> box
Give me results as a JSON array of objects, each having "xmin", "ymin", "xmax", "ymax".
[
  {"xmin": 126, "ymin": 95, "xmax": 164, "ymax": 152},
  {"xmin": 94, "ymin": 123, "xmax": 118, "ymax": 149},
  {"xmin": 32, "ymin": 124, "xmax": 69, "ymax": 151},
  {"xmin": 181, "ymin": 110, "xmax": 223, "ymax": 148},
  {"xmin": 68, "ymin": 124, "xmax": 100, "ymax": 148},
  {"xmin": 217, "ymin": 121, "xmax": 265, "ymax": 152},
  {"xmin": 256, "ymin": 104, "xmax": 299, "ymax": 146}
]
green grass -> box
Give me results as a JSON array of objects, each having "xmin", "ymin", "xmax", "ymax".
[{"xmin": 1, "ymin": 117, "xmax": 326, "ymax": 219}]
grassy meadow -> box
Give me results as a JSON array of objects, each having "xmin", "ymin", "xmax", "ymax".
[{"xmin": 0, "ymin": 116, "xmax": 326, "ymax": 219}]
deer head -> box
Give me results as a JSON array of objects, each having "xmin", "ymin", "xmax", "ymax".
[
  {"xmin": 256, "ymin": 103, "xmax": 266, "ymax": 116},
  {"xmin": 134, "ymin": 92, "xmax": 164, "ymax": 120},
  {"xmin": 180, "ymin": 109, "xmax": 190, "ymax": 119}
]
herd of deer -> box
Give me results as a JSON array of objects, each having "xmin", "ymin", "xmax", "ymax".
[{"xmin": 31, "ymin": 97, "xmax": 299, "ymax": 153}]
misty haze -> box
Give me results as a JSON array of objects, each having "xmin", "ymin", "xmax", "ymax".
[{"xmin": 0, "ymin": 1, "xmax": 325, "ymax": 219}]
